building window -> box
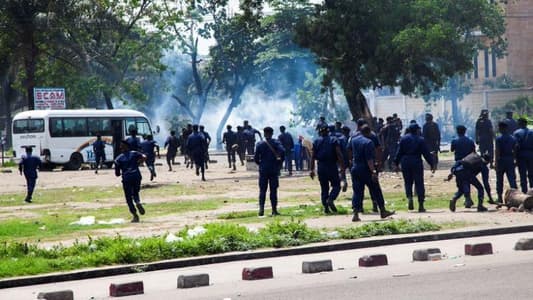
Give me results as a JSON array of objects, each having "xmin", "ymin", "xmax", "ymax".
[
  {"xmin": 491, "ymin": 49, "xmax": 497, "ymax": 77},
  {"xmin": 474, "ymin": 53, "xmax": 479, "ymax": 79},
  {"xmin": 484, "ymin": 49, "xmax": 489, "ymax": 78}
]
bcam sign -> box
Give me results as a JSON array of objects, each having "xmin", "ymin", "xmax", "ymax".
[{"xmin": 34, "ymin": 88, "xmax": 66, "ymax": 110}]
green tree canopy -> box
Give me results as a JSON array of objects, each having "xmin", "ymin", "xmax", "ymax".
[{"xmin": 294, "ymin": 0, "xmax": 506, "ymax": 121}]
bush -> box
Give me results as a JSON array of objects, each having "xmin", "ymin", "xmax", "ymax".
[{"xmin": 0, "ymin": 219, "xmax": 440, "ymax": 278}]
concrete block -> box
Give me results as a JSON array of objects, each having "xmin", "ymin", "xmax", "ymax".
[
  {"xmin": 109, "ymin": 281, "xmax": 144, "ymax": 297},
  {"xmin": 302, "ymin": 260, "xmax": 333, "ymax": 273},
  {"xmin": 177, "ymin": 273, "xmax": 210, "ymax": 288},
  {"xmin": 242, "ymin": 266, "xmax": 273, "ymax": 280},
  {"xmin": 359, "ymin": 254, "xmax": 388, "ymax": 267},
  {"xmin": 514, "ymin": 238, "xmax": 533, "ymax": 250},
  {"xmin": 37, "ymin": 290, "xmax": 73, "ymax": 300},
  {"xmin": 465, "ymin": 243, "xmax": 493, "ymax": 256},
  {"xmin": 427, "ymin": 253, "xmax": 442, "ymax": 261},
  {"xmin": 412, "ymin": 248, "xmax": 441, "ymax": 261}
]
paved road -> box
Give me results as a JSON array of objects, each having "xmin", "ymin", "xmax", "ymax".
[{"xmin": 2, "ymin": 232, "xmax": 533, "ymax": 299}]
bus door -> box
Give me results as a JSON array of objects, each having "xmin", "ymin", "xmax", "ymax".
[{"xmin": 111, "ymin": 119, "xmax": 123, "ymax": 159}]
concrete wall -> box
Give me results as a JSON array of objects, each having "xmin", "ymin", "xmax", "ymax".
[{"xmin": 370, "ymin": 88, "xmax": 533, "ymax": 121}]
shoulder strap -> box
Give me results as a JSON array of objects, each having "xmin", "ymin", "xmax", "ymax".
[{"xmin": 264, "ymin": 139, "xmax": 280, "ymax": 158}]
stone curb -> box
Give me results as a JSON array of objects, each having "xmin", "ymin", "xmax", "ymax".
[
  {"xmin": 242, "ymin": 267, "xmax": 273, "ymax": 280},
  {"xmin": 2, "ymin": 224, "xmax": 533, "ymax": 289},
  {"xmin": 465, "ymin": 243, "xmax": 493, "ymax": 256},
  {"xmin": 514, "ymin": 238, "xmax": 533, "ymax": 250},
  {"xmin": 359, "ymin": 254, "xmax": 388, "ymax": 267},
  {"xmin": 37, "ymin": 290, "xmax": 73, "ymax": 300},
  {"xmin": 302, "ymin": 260, "xmax": 333, "ymax": 273},
  {"xmin": 177, "ymin": 274, "xmax": 209, "ymax": 289},
  {"xmin": 109, "ymin": 281, "xmax": 144, "ymax": 297}
]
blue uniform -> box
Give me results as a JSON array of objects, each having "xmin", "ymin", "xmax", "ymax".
[
  {"xmin": 187, "ymin": 132, "xmax": 207, "ymax": 168},
  {"xmin": 475, "ymin": 118, "xmax": 494, "ymax": 160},
  {"xmin": 254, "ymin": 138, "xmax": 285, "ymax": 211},
  {"xmin": 451, "ymin": 161, "xmax": 484, "ymax": 204},
  {"xmin": 451, "ymin": 135, "xmax": 475, "ymax": 161},
  {"xmin": 514, "ymin": 127, "xmax": 533, "ymax": 193},
  {"xmin": 495, "ymin": 133, "xmax": 517, "ymax": 196},
  {"xmin": 126, "ymin": 136, "xmax": 141, "ymax": 151},
  {"xmin": 349, "ymin": 135, "xmax": 385, "ymax": 212},
  {"xmin": 223, "ymin": 130, "xmax": 238, "ymax": 167},
  {"xmin": 115, "ymin": 150, "xmax": 143, "ymax": 215},
  {"xmin": 92, "ymin": 139, "xmax": 106, "ymax": 168},
  {"xmin": 278, "ymin": 132, "xmax": 295, "ymax": 174},
  {"xmin": 140, "ymin": 140, "xmax": 158, "ymax": 179},
  {"xmin": 19, "ymin": 154, "xmax": 42, "ymax": 201},
  {"xmin": 394, "ymin": 133, "xmax": 434, "ymax": 204},
  {"xmin": 294, "ymin": 140, "xmax": 303, "ymax": 171},
  {"xmin": 312, "ymin": 135, "xmax": 342, "ymax": 209}
]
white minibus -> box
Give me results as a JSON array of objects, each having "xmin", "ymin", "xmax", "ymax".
[{"xmin": 12, "ymin": 109, "xmax": 154, "ymax": 170}]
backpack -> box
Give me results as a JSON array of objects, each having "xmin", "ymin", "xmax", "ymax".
[{"xmin": 461, "ymin": 152, "xmax": 483, "ymax": 175}]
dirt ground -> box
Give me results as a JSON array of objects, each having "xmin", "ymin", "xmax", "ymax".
[{"xmin": 1, "ymin": 153, "xmax": 532, "ymax": 243}]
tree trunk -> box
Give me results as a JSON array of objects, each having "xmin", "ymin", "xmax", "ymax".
[
  {"xmin": 104, "ymin": 91, "xmax": 114, "ymax": 109},
  {"xmin": 215, "ymin": 83, "xmax": 247, "ymax": 151},
  {"xmin": 22, "ymin": 27, "xmax": 38, "ymax": 110},
  {"xmin": 344, "ymin": 85, "xmax": 372, "ymax": 123}
]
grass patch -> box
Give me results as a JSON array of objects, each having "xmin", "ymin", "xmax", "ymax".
[
  {"xmin": 0, "ymin": 218, "xmax": 440, "ymax": 278},
  {"xmin": 0, "ymin": 184, "xmax": 197, "ymax": 207},
  {"xmin": 218, "ymin": 204, "xmax": 350, "ymax": 222},
  {"xmin": 0, "ymin": 199, "xmax": 224, "ymax": 242},
  {"xmin": 336, "ymin": 219, "xmax": 441, "ymax": 239},
  {"xmin": 0, "ymin": 159, "xmax": 17, "ymax": 168}
]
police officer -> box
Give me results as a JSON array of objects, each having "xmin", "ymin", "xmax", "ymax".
[
  {"xmin": 475, "ymin": 109, "xmax": 495, "ymax": 167},
  {"xmin": 244, "ymin": 120, "xmax": 262, "ymax": 155},
  {"xmin": 236, "ymin": 125, "xmax": 246, "ymax": 166},
  {"xmin": 182, "ymin": 124, "xmax": 193, "ymax": 168},
  {"xmin": 383, "ymin": 116, "xmax": 401, "ymax": 170},
  {"xmin": 310, "ymin": 126, "xmax": 345, "ymax": 214},
  {"xmin": 315, "ymin": 116, "xmax": 328, "ymax": 132},
  {"xmin": 254, "ymin": 127, "xmax": 284, "ymax": 216},
  {"xmin": 338, "ymin": 126, "xmax": 352, "ymax": 192},
  {"xmin": 451, "ymin": 125, "xmax": 476, "ymax": 162},
  {"xmin": 514, "ymin": 118, "xmax": 533, "ymax": 193},
  {"xmin": 187, "ymin": 125, "xmax": 207, "ymax": 181},
  {"xmin": 348, "ymin": 125, "xmax": 395, "ymax": 222},
  {"xmin": 495, "ymin": 121, "xmax": 518, "ymax": 203},
  {"xmin": 92, "ymin": 134, "xmax": 106, "ymax": 174},
  {"xmin": 126, "ymin": 128, "xmax": 141, "ymax": 151},
  {"xmin": 355, "ymin": 119, "xmax": 382, "ymax": 212},
  {"xmin": 422, "ymin": 113, "xmax": 441, "ymax": 168},
  {"xmin": 394, "ymin": 124, "xmax": 436, "ymax": 212},
  {"xmin": 222, "ymin": 125, "xmax": 238, "ymax": 171},
  {"xmin": 199, "ymin": 125, "xmax": 211, "ymax": 170},
  {"xmin": 450, "ymin": 125, "xmax": 477, "ymax": 208},
  {"xmin": 503, "ymin": 111, "xmax": 517, "ymax": 134},
  {"xmin": 140, "ymin": 134, "xmax": 159, "ymax": 181},
  {"xmin": 164, "ymin": 130, "xmax": 180, "ymax": 171},
  {"xmin": 19, "ymin": 146, "xmax": 41, "ymax": 203},
  {"xmin": 278, "ymin": 125, "xmax": 295, "ymax": 176},
  {"xmin": 447, "ymin": 156, "xmax": 488, "ymax": 212},
  {"xmin": 115, "ymin": 140, "xmax": 146, "ymax": 223}
]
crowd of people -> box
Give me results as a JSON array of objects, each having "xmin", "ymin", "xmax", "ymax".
[{"xmin": 17, "ymin": 109, "xmax": 532, "ymax": 223}]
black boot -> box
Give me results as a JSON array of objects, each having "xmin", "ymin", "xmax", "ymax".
[
  {"xmin": 449, "ymin": 197, "xmax": 457, "ymax": 212},
  {"xmin": 418, "ymin": 201, "xmax": 426, "ymax": 213},
  {"xmin": 380, "ymin": 208, "xmax": 395, "ymax": 219},
  {"xmin": 477, "ymin": 198, "xmax": 488, "ymax": 212},
  {"xmin": 352, "ymin": 211, "xmax": 361, "ymax": 222},
  {"xmin": 258, "ymin": 207, "xmax": 265, "ymax": 217},
  {"xmin": 327, "ymin": 199, "xmax": 338, "ymax": 213},
  {"xmin": 464, "ymin": 197, "xmax": 474, "ymax": 208},
  {"xmin": 408, "ymin": 197, "xmax": 414, "ymax": 210}
]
